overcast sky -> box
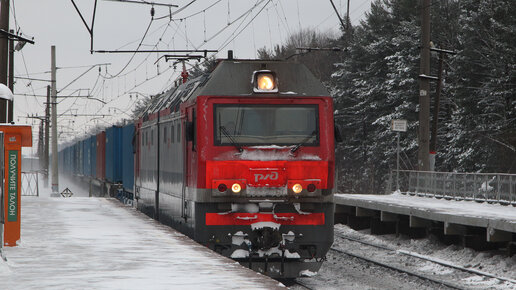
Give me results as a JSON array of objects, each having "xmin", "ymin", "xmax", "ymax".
[{"xmin": 9, "ymin": 0, "xmax": 372, "ymax": 149}]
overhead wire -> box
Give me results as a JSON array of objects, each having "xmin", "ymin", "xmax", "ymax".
[
  {"xmin": 97, "ymin": 0, "xmax": 268, "ymax": 101},
  {"xmin": 153, "ymin": 0, "xmax": 197, "ymax": 20},
  {"xmin": 216, "ymin": 2, "xmax": 258, "ymax": 50},
  {"xmin": 10, "ymin": 0, "xmax": 19, "ymax": 32},
  {"xmin": 266, "ymin": 7, "xmax": 273, "ymax": 49},
  {"xmin": 10, "ymin": 0, "xmax": 43, "ymax": 117},
  {"xmin": 69, "ymin": 0, "xmax": 295, "ymax": 134},
  {"xmin": 271, "ymin": 1, "xmax": 284, "ymax": 42},
  {"xmin": 113, "ymin": 20, "xmax": 171, "ymax": 51},
  {"xmin": 276, "ymin": 0, "xmax": 292, "ymax": 38},
  {"xmin": 217, "ymin": 0, "xmax": 272, "ymax": 52},
  {"xmin": 194, "ymin": 0, "xmax": 269, "ymax": 50},
  {"xmin": 102, "ymin": 18, "xmax": 154, "ymax": 79},
  {"xmin": 155, "ymin": 0, "xmax": 223, "ymax": 21},
  {"xmin": 85, "ymin": 16, "xmax": 179, "ymax": 128},
  {"xmin": 82, "ymin": 14, "xmax": 183, "ymax": 131}
]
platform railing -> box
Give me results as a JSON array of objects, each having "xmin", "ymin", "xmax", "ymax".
[
  {"xmin": 389, "ymin": 170, "xmax": 516, "ymax": 205},
  {"xmin": 21, "ymin": 171, "xmax": 39, "ymax": 197}
]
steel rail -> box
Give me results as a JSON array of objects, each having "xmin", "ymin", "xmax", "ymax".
[
  {"xmin": 335, "ymin": 233, "xmax": 516, "ymax": 286},
  {"xmin": 292, "ymin": 280, "xmax": 315, "ymax": 290},
  {"xmin": 329, "ymin": 247, "xmax": 463, "ymax": 289}
]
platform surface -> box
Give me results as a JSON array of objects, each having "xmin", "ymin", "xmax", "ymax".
[
  {"xmin": 335, "ymin": 192, "xmax": 516, "ymax": 233},
  {"xmin": 0, "ymin": 196, "xmax": 282, "ymax": 290}
]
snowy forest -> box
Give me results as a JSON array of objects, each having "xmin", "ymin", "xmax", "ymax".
[
  {"xmin": 135, "ymin": 0, "xmax": 515, "ymax": 195},
  {"xmin": 259, "ymin": 0, "xmax": 515, "ymax": 194}
]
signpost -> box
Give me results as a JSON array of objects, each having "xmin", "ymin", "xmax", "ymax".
[
  {"xmin": 0, "ymin": 124, "xmax": 32, "ymax": 246},
  {"xmin": 391, "ymin": 120, "xmax": 407, "ymax": 191}
]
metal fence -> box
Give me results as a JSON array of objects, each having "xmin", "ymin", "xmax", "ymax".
[
  {"xmin": 21, "ymin": 171, "xmax": 39, "ymax": 197},
  {"xmin": 389, "ymin": 170, "xmax": 516, "ymax": 205}
]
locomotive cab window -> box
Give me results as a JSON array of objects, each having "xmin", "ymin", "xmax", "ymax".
[{"xmin": 214, "ymin": 104, "xmax": 319, "ymax": 146}]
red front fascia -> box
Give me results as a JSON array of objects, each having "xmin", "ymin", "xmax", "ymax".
[
  {"xmin": 206, "ymin": 160, "xmax": 330, "ymax": 189},
  {"xmin": 205, "ymin": 212, "xmax": 325, "ymax": 226},
  {"xmin": 194, "ymin": 95, "xmax": 335, "ymax": 190}
]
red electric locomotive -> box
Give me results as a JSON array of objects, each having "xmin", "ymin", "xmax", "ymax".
[{"xmin": 135, "ymin": 54, "xmax": 337, "ymax": 278}]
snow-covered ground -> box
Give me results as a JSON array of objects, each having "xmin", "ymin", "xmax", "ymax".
[
  {"xmin": 295, "ymin": 224, "xmax": 516, "ymax": 289},
  {"xmin": 4, "ymin": 175, "xmax": 515, "ymax": 289},
  {"xmin": 338, "ymin": 225, "xmax": 515, "ymax": 287},
  {"xmin": 335, "ymin": 191, "xmax": 516, "ymax": 223},
  {"xmin": 0, "ymin": 183, "xmax": 282, "ymax": 289}
]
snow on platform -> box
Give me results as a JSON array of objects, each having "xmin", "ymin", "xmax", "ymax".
[
  {"xmin": 0, "ymin": 197, "xmax": 283, "ymax": 290},
  {"xmin": 335, "ymin": 193, "xmax": 516, "ymax": 233}
]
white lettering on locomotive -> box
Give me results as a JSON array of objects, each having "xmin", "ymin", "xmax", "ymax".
[{"xmin": 254, "ymin": 172, "xmax": 279, "ymax": 183}]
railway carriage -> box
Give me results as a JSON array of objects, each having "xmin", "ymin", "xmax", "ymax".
[{"xmin": 135, "ymin": 55, "xmax": 338, "ymax": 278}]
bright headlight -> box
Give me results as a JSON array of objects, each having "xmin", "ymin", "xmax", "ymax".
[
  {"xmin": 232, "ymin": 183, "xmax": 242, "ymax": 193},
  {"xmin": 292, "ymin": 183, "xmax": 303, "ymax": 194},
  {"xmin": 253, "ymin": 70, "xmax": 278, "ymax": 93},
  {"xmin": 257, "ymin": 73, "xmax": 275, "ymax": 90}
]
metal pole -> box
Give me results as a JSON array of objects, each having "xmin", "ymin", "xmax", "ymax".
[
  {"xmin": 417, "ymin": 0, "xmax": 431, "ymax": 171},
  {"xmin": 8, "ymin": 29, "xmax": 13, "ymax": 123},
  {"xmin": 0, "ymin": 0, "xmax": 9, "ymax": 122},
  {"xmin": 44, "ymin": 86, "xmax": 50, "ymax": 188},
  {"xmin": 396, "ymin": 132, "xmax": 400, "ymax": 191},
  {"xmin": 50, "ymin": 46, "xmax": 59, "ymax": 196},
  {"xmin": 430, "ymin": 52, "xmax": 444, "ymax": 155}
]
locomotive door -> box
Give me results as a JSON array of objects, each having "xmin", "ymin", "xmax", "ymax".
[
  {"xmin": 181, "ymin": 108, "xmax": 189, "ymax": 220},
  {"xmin": 181, "ymin": 105, "xmax": 197, "ymax": 220}
]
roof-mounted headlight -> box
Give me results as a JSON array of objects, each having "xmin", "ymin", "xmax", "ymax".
[{"xmin": 252, "ymin": 70, "xmax": 278, "ymax": 93}]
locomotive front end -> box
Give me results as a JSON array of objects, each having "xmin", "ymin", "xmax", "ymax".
[{"xmin": 197, "ymin": 86, "xmax": 335, "ymax": 277}]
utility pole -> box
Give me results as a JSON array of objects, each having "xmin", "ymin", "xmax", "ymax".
[
  {"xmin": 429, "ymin": 47, "xmax": 455, "ymax": 170},
  {"xmin": 430, "ymin": 53, "xmax": 444, "ymax": 156},
  {"xmin": 346, "ymin": 0, "xmax": 351, "ymax": 30},
  {"xmin": 45, "ymin": 85, "xmax": 50, "ymax": 188},
  {"xmin": 417, "ymin": 0, "xmax": 431, "ymax": 171},
  {"xmin": 8, "ymin": 29, "xmax": 13, "ymax": 122},
  {"xmin": 0, "ymin": 0, "xmax": 9, "ymax": 122},
  {"xmin": 51, "ymin": 46, "xmax": 59, "ymax": 196}
]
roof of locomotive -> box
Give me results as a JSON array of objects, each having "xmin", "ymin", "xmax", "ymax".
[
  {"xmin": 197, "ymin": 60, "xmax": 329, "ymax": 97},
  {"xmin": 142, "ymin": 59, "xmax": 329, "ymax": 116}
]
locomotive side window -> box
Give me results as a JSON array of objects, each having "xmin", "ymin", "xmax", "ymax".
[{"xmin": 214, "ymin": 104, "xmax": 319, "ymax": 146}]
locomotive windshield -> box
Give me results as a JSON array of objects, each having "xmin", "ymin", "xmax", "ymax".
[{"xmin": 214, "ymin": 104, "xmax": 319, "ymax": 146}]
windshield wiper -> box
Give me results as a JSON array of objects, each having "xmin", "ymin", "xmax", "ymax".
[
  {"xmin": 290, "ymin": 130, "xmax": 317, "ymax": 154},
  {"xmin": 220, "ymin": 125, "xmax": 243, "ymax": 153}
]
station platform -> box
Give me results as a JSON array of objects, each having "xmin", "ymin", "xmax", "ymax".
[
  {"xmin": 0, "ymin": 196, "xmax": 282, "ymax": 289},
  {"xmin": 334, "ymin": 193, "xmax": 516, "ymax": 244}
]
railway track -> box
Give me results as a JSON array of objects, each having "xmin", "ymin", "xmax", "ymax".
[
  {"xmin": 332, "ymin": 233, "xmax": 516, "ymax": 289},
  {"xmin": 277, "ymin": 279, "xmax": 314, "ymax": 290},
  {"xmin": 292, "ymin": 280, "xmax": 315, "ymax": 290}
]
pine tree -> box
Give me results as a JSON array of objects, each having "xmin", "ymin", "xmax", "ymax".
[
  {"xmin": 444, "ymin": 0, "xmax": 516, "ymax": 172},
  {"xmin": 332, "ymin": 0, "xmax": 422, "ymax": 193},
  {"xmin": 332, "ymin": 0, "xmax": 516, "ymax": 195}
]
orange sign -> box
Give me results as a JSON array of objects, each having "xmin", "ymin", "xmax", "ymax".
[{"xmin": 1, "ymin": 125, "xmax": 32, "ymax": 247}]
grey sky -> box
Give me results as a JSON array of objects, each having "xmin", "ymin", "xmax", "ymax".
[{"xmin": 9, "ymin": 0, "xmax": 372, "ymax": 147}]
